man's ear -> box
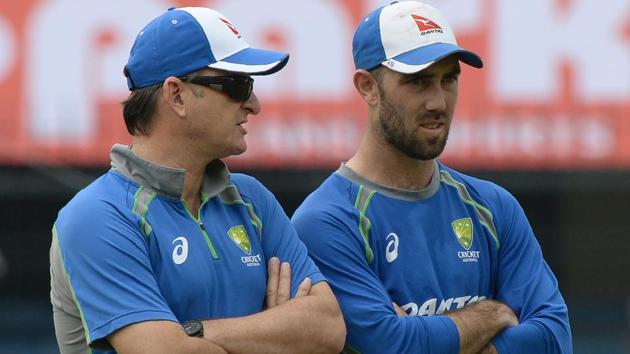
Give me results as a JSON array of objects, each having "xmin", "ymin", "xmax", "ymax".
[
  {"xmin": 353, "ymin": 69, "xmax": 380, "ymax": 107},
  {"xmin": 162, "ymin": 77, "xmax": 187, "ymax": 118}
]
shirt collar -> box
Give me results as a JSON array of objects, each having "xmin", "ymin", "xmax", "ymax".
[
  {"xmin": 336, "ymin": 160, "xmax": 440, "ymax": 201},
  {"xmin": 110, "ymin": 144, "xmax": 230, "ymax": 199}
]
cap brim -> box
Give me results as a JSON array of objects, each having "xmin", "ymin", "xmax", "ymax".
[
  {"xmin": 382, "ymin": 42, "xmax": 483, "ymax": 74},
  {"xmin": 208, "ymin": 47, "xmax": 289, "ymax": 75}
]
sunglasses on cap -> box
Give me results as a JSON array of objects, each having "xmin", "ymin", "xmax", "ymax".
[{"xmin": 180, "ymin": 75, "xmax": 254, "ymax": 102}]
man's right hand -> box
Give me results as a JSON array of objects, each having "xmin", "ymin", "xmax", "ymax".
[
  {"xmin": 447, "ymin": 299, "xmax": 518, "ymax": 354},
  {"xmin": 393, "ymin": 302, "xmax": 408, "ymax": 316},
  {"xmin": 478, "ymin": 343, "xmax": 499, "ymax": 354},
  {"xmin": 265, "ymin": 257, "xmax": 312, "ymax": 308}
]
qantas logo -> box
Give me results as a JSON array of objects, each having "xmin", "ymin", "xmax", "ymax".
[
  {"xmin": 411, "ymin": 14, "xmax": 443, "ymax": 35},
  {"xmin": 220, "ymin": 18, "xmax": 242, "ymax": 38},
  {"xmin": 401, "ymin": 295, "xmax": 487, "ymax": 316}
]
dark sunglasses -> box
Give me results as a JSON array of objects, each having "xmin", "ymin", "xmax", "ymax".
[{"xmin": 180, "ymin": 75, "xmax": 254, "ymax": 102}]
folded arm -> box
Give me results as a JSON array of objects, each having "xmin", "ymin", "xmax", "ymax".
[
  {"xmin": 109, "ymin": 285, "xmax": 343, "ymax": 354},
  {"xmin": 109, "ymin": 321, "xmax": 227, "ymax": 354},
  {"xmin": 446, "ymin": 300, "xmax": 517, "ymax": 354},
  {"xmin": 202, "ymin": 257, "xmax": 344, "ymax": 354},
  {"xmin": 203, "ymin": 281, "xmax": 343, "ymax": 354},
  {"xmin": 491, "ymin": 195, "xmax": 572, "ymax": 354},
  {"xmin": 109, "ymin": 258, "xmax": 345, "ymax": 354},
  {"xmin": 293, "ymin": 209, "xmax": 516, "ymax": 354}
]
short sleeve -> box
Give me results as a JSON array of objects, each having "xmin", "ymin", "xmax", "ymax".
[{"xmin": 54, "ymin": 198, "xmax": 177, "ymax": 349}]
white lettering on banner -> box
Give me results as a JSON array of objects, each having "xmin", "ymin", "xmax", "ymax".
[
  {"xmin": 402, "ymin": 295, "xmax": 487, "ymax": 316},
  {"xmin": 446, "ymin": 115, "xmax": 615, "ymax": 161},
  {"xmin": 494, "ymin": 0, "xmax": 630, "ymax": 101},
  {"xmin": 370, "ymin": 0, "xmax": 482, "ymax": 32},
  {"xmin": 27, "ymin": 0, "xmax": 163, "ymax": 140},
  {"xmin": 0, "ymin": 16, "xmax": 15, "ymax": 82},
  {"xmin": 215, "ymin": 0, "xmax": 349, "ymax": 98},
  {"xmin": 236, "ymin": 116, "xmax": 361, "ymax": 162}
]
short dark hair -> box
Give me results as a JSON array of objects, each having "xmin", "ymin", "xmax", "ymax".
[
  {"xmin": 369, "ymin": 66, "xmax": 386, "ymax": 94},
  {"xmin": 121, "ymin": 69, "xmax": 207, "ymax": 136},
  {"xmin": 121, "ymin": 84, "xmax": 161, "ymax": 136}
]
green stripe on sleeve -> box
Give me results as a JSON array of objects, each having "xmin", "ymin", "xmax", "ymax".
[
  {"xmin": 353, "ymin": 185, "xmax": 376, "ymax": 264},
  {"xmin": 131, "ymin": 187, "xmax": 157, "ymax": 237}
]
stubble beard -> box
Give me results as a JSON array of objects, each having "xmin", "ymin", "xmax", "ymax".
[{"xmin": 378, "ymin": 91, "xmax": 450, "ymax": 161}]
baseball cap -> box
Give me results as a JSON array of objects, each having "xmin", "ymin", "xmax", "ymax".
[
  {"xmin": 124, "ymin": 7, "xmax": 289, "ymax": 90},
  {"xmin": 353, "ymin": 1, "xmax": 483, "ymax": 73}
]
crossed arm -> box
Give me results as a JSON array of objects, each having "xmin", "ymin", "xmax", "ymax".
[
  {"xmin": 109, "ymin": 257, "xmax": 345, "ymax": 354},
  {"xmin": 292, "ymin": 190, "xmax": 571, "ymax": 353},
  {"xmin": 448, "ymin": 301, "xmax": 513, "ymax": 354},
  {"xmin": 393, "ymin": 301, "xmax": 516, "ymax": 354}
]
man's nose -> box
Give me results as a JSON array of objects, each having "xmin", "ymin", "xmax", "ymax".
[
  {"xmin": 423, "ymin": 84, "xmax": 447, "ymax": 112},
  {"xmin": 242, "ymin": 92, "xmax": 261, "ymax": 115}
]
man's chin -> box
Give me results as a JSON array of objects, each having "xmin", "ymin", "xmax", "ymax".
[
  {"xmin": 405, "ymin": 143, "xmax": 447, "ymax": 161},
  {"xmin": 216, "ymin": 145, "xmax": 247, "ymax": 160},
  {"xmin": 232, "ymin": 144, "xmax": 248, "ymax": 157},
  {"xmin": 387, "ymin": 137, "xmax": 445, "ymax": 160}
]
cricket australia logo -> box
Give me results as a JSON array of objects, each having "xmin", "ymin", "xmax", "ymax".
[
  {"xmin": 228, "ymin": 225, "xmax": 261, "ymax": 267},
  {"xmin": 228, "ymin": 225, "xmax": 251, "ymax": 254},
  {"xmin": 452, "ymin": 218, "xmax": 480, "ymax": 263},
  {"xmin": 452, "ymin": 218, "xmax": 473, "ymax": 250}
]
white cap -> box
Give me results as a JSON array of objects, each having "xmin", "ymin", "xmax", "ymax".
[{"xmin": 353, "ymin": 1, "xmax": 482, "ymax": 73}]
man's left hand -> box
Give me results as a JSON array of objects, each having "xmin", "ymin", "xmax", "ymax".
[{"xmin": 265, "ymin": 257, "xmax": 312, "ymax": 308}]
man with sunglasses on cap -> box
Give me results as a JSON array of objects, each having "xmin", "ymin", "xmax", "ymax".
[
  {"xmin": 49, "ymin": 7, "xmax": 345, "ymax": 354},
  {"xmin": 293, "ymin": 1, "xmax": 571, "ymax": 353}
]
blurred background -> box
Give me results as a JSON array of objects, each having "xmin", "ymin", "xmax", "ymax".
[{"xmin": 0, "ymin": 0, "xmax": 628, "ymax": 353}]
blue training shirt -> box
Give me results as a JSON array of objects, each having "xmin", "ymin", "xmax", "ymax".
[
  {"xmin": 292, "ymin": 161, "xmax": 572, "ymax": 354},
  {"xmin": 50, "ymin": 145, "xmax": 324, "ymax": 353}
]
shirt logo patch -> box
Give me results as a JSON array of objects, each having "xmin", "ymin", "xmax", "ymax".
[
  {"xmin": 172, "ymin": 236, "xmax": 189, "ymax": 265},
  {"xmin": 227, "ymin": 225, "xmax": 251, "ymax": 255},
  {"xmin": 385, "ymin": 232, "xmax": 399, "ymax": 263},
  {"xmin": 452, "ymin": 217, "xmax": 473, "ymax": 250}
]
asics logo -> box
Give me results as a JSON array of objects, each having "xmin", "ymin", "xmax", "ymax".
[
  {"xmin": 385, "ymin": 233, "xmax": 399, "ymax": 263},
  {"xmin": 172, "ymin": 236, "xmax": 189, "ymax": 265}
]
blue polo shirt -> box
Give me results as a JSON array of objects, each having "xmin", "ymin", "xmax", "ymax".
[{"xmin": 51, "ymin": 144, "xmax": 324, "ymax": 353}]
